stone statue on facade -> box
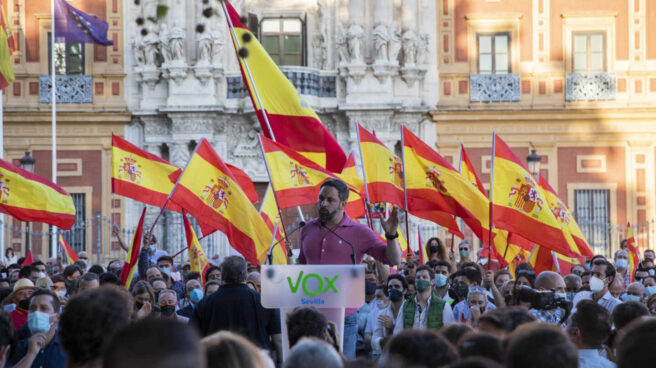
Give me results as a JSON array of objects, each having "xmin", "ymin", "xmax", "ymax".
[
  {"xmin": 416, "ymin": 33, "xmax": 429, "ymax": 65},
  {"xmin": 210, "ymin": 28, "xmax": 225, "ymax": 67},
  {"xmin": 143, "ymin": 27, "xmax": 160, "ymax": 67},
  {"xmin": 335, "ymin": 23, "xmax": 349, "ymax": 65},
  {"xmin": 196, "ymin": 28, "xmax": 213, "ymax": 66},
  {"xmin": 388, "ymin": 27, "xmax": 402, "ymax": 65},
  {"xmin": 373, "ymin": 22, "xmax": 390, "ymax": 63},
  {"xmin": 158, "ymin": 23, "xmax": 173, "ymax": 64},
  {"xmin": 130, "ymin": 36, "xmax": 146, "ymax": 67},
  {"xmin": 168, "ymin": 24, "xmax": 186, "ymax": 63},
  {"xmin": 312, "ymin": 33, "xmax": 326, "ymax": 70},
  {"xmin": 402, "ymin": 27, "xmax": 418, "ymax": 66},
  {"xmin": 346, "ymin": 22, "xmax": 365, "ymax": 64}
]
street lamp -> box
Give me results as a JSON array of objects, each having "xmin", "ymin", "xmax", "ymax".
[
  {"xmin": 19, "ymin": 152, "xmax": 35, "ymax": 254},
  {"xmin": 526, "ymin": 149, "xmax": 541, "ymax": 178}
]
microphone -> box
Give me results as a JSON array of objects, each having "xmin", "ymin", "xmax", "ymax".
[
  {"xmin": 320, "ymin": 221, "xmax": 357, "ymax": 265},
  {"xmin": 267, "ymin": 221, "xmax": 305, "ymax": 264}
]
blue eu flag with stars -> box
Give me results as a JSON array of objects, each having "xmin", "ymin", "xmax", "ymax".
[{"xmin": 54, "ymin": 0, "xmax": 113, "ymax": 45}]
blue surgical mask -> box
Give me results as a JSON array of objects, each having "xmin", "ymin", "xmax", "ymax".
[
  {"xmin": 190, "ymin": 288, "xmax": 204, "ymax": 304},
  {"xmin": 649, "ymin": 269, "xmax": 655, "ymax": 276},
  {"xmin": 555, "ymin": 292, "xmax": 567, "ymax": 300},
  {"xmin": 434, "ymin": 274, "xmax": 448, "ymax": 288},
  {"xmin": 646, "ymin": 286, "xmax": 656, "ymax": 297},
  {"xmin": 159, "ymin": 267, "xmax": 171, "ymax": 276},
  {"xmin": 28, "ymin": 311, "xmax": 53, "ymax": 334},
  {"xmin": 565, "ymin": 292, "xmax": 577, "ymax": 301},
  {"xmin": 3, "ymin": 304, "xmax": 15, "ymax": 313},
  {"xmin": 622, "ymin": 293, "xmax": 641, "ymax": 302},
  {"xmin": 615, "ymin": 259, "xmax": 629, "ymax": 269}
]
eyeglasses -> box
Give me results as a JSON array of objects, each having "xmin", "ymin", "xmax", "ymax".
[{"xmin": 469, "ymin": 286, "xmax": 487, "ymax": 293}]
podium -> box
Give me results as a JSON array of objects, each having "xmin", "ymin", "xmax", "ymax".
[{"xmin": 261, "ymin": 264, "xmax": 365, "ymax": 359}]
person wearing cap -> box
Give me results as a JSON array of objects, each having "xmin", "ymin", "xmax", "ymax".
[
  {"xmin": 35, "ymin": 277, "xmax": 53, "ymax": 290},
  {"xmin": 8, "ymin": 279, "xmax": 36, "ymax": 331}
]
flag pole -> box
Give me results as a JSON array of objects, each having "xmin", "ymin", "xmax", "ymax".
[
  {"xmin": 257, "ymin": 135, "xmax": 292, "ymax": 243},
  {"xmin": 50, "ymin": 0, "xmax": 59, "ymax": 260},
  {"xmin": 487, "ymin": 132, "xmax": 496, "ymax": 271},
  {"xmin": 355, "ymin": 123, "xmax": 375, "ymax": 230},
  {"xmin": 400, "ymin": 125, "xmax": 411, "ymax": 252}
]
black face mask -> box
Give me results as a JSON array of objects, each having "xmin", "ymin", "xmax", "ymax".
[
  {"xmin": 429, "ymin": 245, "xmax": 439, "ymax": 253},
  {"xmin": 160, "ymin": 305, "xmax": 176, "ymax": 316},
  {"xmin": 365, "ymin": 282, "xmax": 377, "ymax": 296},
  {"xmin": 135, "ymin": 301, "xmax": 144, "ymax": 310},
  {"xmin": 388, "ymin": 289, "xmax": 404, "ymax": 303},
  {"xmin": 18, "ymin": 298, "xmax": 30, "ymax": 310}
]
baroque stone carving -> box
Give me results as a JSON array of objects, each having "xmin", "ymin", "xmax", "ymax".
[
  {"xmin": 373, "ymin": 22, "xmax": 389, "ymax": 63},
  {"xmin": 470, "ymin": 73, "xmax": 521, "ymax": 103},
  {"xmin": 565, "ymin": 72, "xmax": 617, "ymax": 101},
  {"xmin": 346, "ymin": 22, "xmax": 365, "ymax": 65},
  {"xmin": 39, "ymin": 75, "xmax": 93, "ymax": 104},
  {"xmin": 312, "ymin": 34, "xmax": 327, "ymax": 70},
  {"xmin": 401, "ymin": 27, "xmax": 418, "ymax": 66},
  {"xmin": 388, "ymin": 27, "xmax": 402, "ymax": 66},
  {"xmin": 168, "ymin": 24, "xmax": 186, "ymax": 64},
  {"xmin": 335, "ymin": 23, "xmax": 349, "ymax": 65}
]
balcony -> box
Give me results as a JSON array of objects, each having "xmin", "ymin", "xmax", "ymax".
[
  {"xmin": 565, "ymin": 72, "xmax": 616, "ymax": 101},
  {"xmin": 226, "ymin": 67, "xmax": 337, "ymax": 99},
  {"xmin": 470, "ymin": 73, "xmax": 521, "ymax": 103},
  {"xmin": 39, "ymin": 75, "xmax": 93, "ymax": 104}
]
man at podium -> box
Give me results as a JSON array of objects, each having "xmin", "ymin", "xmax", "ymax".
[{"xmin": 298, "ymin": 179, "xmax": 402, "ymax": 359}]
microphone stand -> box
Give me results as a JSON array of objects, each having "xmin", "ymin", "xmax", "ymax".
[
  {"xmin": 321, "ymin": 221, "xmax": 357, "ymax": 265},
  {"xmin": 267, "ymin": 221, "xmax": 305, "ymax": 264}
]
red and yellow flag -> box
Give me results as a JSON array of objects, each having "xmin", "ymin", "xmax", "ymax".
[
  {"xmin": 491, "ymin": 134, "xmax": 576, "ymax": 257},
  {"xmin": 58, "ymin": 233, "xmax": 79, "ymax": 264},
  {"xmin": 460, "ymin": 144, "xmax": 487, "ymax": 197},
  {"xmin": 260, "ymin": 135, "xmax": 362, "ymax": 210},
  {"xmin": 111, "ymin": 134, "xmax": 181, "ymax": 212},
  {"xmin": 342, "ymin": 153, "xmax": 366, "ymax": 219},
  {"xmin": 222, "ymin": 1, "xmax": 346, "ymax": 172},
  {"xmin": 119, "ymin": 207, "xmax": 145, "ymax": 290},
  {"xmin": 0, "ymin": 158, "xmax": 75, "ymax": 229},
  {"xmin": 169, "ymin": 139, "xmax": 271, "ymax": 265},
  {"xmin": 538, "ymin": 175, "xmax": 593, "ymax": 258},
  {"xmin": 358, "ymin": 124, "xmax": 404, "ymax": 208},
  {"xmin": 0, "ymin": 0, "xmax": 15, "ymax": 90},
  {"xmin": 226, "ymin": 163, "xmax": 259, "ymax": 204},
  {"xmin": 182, "ymin": 211, "xmax": 210, "ymax": 284},
  {"xmin": 417, "ymin": 227, "xmax": 427, "ymax": 265},
  {"xmin": 259, "ymin": 185, "xmax": 287, "ymax": 265},
  {"xmin": 626, "ymin": 223, "xmax": 640, "ymax": 283}
]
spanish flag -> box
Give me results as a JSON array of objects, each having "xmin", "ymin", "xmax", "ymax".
[
  {"xmin": 459, "ymin": 144, "xmax": 487, "ymax": 197},
  {"xmin": 169, "ymin": 139, "xmax": 271, "ymax": 265},
  {"xmin": 417, "ymin": 227, "xmax": 427, "ymax": 265},
  {"xmin": 0, "ymin": 158, "xmax": 75, "ymax": 229},
  {"xmin": 358, "ymin": 123, "xmax": 404, "ymax": 208},
  {"xmin": 626, "ymin": 223, "xmax": 640, "ymax": 282},
  {"xmin": 222, "ymin": 1, "xmax": 346, "ymax": 172},
  {"xmin": 342, "ymin": 153, "xmax": 366, "ymax": 219},
  {"xmin": 538, "ymin": 175, "xmax": 593, "ymax": 258},
  {"xmin": 226, "ymin": 163, "xmax": 259, "ymax": 204},
  {"xmin": 119, "ymin": 207, "xmax": 145, "ymax": 290},
  {"xmin": 182, "ymin": 211, "xmax": 211, "ymax": 284},
  {"xmin": 58, "ymin": 233, "xmax": 79, "ymax": 264},
  {"xmin": 111, "ymin": 134, "xmax": 181, "ymax": 212},
  {"xmin": 260, "ymin": 135, "xmax": 362, "ymax": 210},
  {"xmin": 491, "ymin": 134, "xmax": 576, "ymax": 257},
  {"xmin": 0, "ymin": 0, "xmax": 15, "ymax": 90},
  {"xmin": 259, "ymin": 185, "xmax": 287, "ymax": 265}
]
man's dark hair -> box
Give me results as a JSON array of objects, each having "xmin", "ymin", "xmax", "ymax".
[
  {"xmin": 506, "ymin": 323, "xmax": 577, "ymax": 368},
  {"xmin": 18, "ymin": 266, "xmax": 32, "ymax": 279},
  {"xmin": 204, "ymin": 265, "xmax": 221, "ymax": 281},
  {"xmin": 62, "ymin": 265, "xmax": 82, "ymax": 279},
  {"xmin": 51, "ymin": 275, "xmax": 66, "ymax": 284},
  {"xmin": 616, "ymin": 317, "xmax": 656, "ymax": 368},
  {"xmin": 448, "ymin": 357, "xmax": 504, "ymax": 368},
  {"xmin": 103, "ymin": 318, "xmax": 201, "ymax": 368},
  {"xmin": 79, "ymin": 272, "xmax": 99, "ymax": 283},
  {"xmin": 581, "ymin": 271, "xmax": 591, "ymax": 278},
  {"xmin": 384, "ymin": 274, "xmax": 408, "ymax": 297},
  {"xmin": 415, "ymin": 265, "xmax": 435, "ymax": 281},
  {"xmin": 320, "ymin": 179, "xmax": 349, "ymax": 202},
  {"xmin": 568, "ymin": 300, "xmax": 611, "ymax": 347},
  {"xmin": 440, "ymin": 323, "xmax": 474, "ymax": 346},
  {"xmin": 387, "ymin": 329, "xmax": 458, "ymax": 367},
  {"xmin": 220, "ymin": 256, "xmax": 247, "ymax": 284},
  {"xmin": 457, "ymin": 332, "xmax": 504, "ymax": 364},
  {"xmin": 157, "ymin": 255, "xmax": 174, "ymax": 265},
  {"xmin": 457, "ymin": 268, "xmax": 482, "ymax": 286},
  {"xmin": 434, "ymin": 260, "xmax": 452, "ymax": 273},
  {"xmin": 611, "ymin": 301, "xmax": 649, "ymax": 331},
  {"xmin": 204, "ymin": 281, "xmax": 220, "ymax": 295},
  {"xmin": 478, "ymin": 307, "xmax": 536, "ymax": 334},
  {"xmin": 493, "ymin": 270, "xmax": 511, "ymax": 284},
  {"xmin": 184, "ymin": 271, "xmax": 201, "ymax": 283},
  {"xmin": 30, "ymin": 288, "xmax": 61, "ymax": 313},
  {"xmin": 592, "ymin": 258, "xmax": 616, "ymax": 279},
  {"xmin": 286, "ymin": 307, "xmax": 328, "ymax": 348},
  {"xmin": 99, "ymin": 272, "xmax": 121, "ymax": 286},
  {"xmin": 88, "ymin": 265, "xmax": 104, "ymax": 275},
  {"xmin": 60, "ymin": 286, "xmax": 131, "ymax": 365},
  {"xmin": 32, "ymin": 261, "xmax": 45, "ymax": 268}
]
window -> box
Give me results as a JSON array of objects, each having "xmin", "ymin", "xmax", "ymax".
[
  {"xmin": 477, "ymin": 33, "xmax": 510, "ymax": 74},
  {"xmin": 260, "ymin": 18, "xmax": 304, "ymax": 66},
  {"xmin": 574, "ymin": 189, "xmax": 610, "ymax": 255},
  {"xmin": 48, "ymin": 33, "xmax": 84, "ymax": 75},
  {"xmin": 572, "ymin": 33, "xmax": 605, "ymax": 72},
  {"xmin": 63, "ymin": 193, "xmax": 86, "ymax": 253}
]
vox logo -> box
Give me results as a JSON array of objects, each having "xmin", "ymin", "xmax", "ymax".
[{"xmin": 287, "ymin": 271, "xmax": 339, "ymax": 296}]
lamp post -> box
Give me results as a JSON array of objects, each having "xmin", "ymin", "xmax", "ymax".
[
  {"xmin": 19, "ymin": 152, "xmax": 35, "ymax": 254},
  {"xmin": 526, "ymin": 149, "xmax": 541, "ymax": 178}
]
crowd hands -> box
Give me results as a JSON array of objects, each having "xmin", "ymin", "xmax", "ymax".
[{"xmin": 0, "ymin": 236, "xmax": 652, "ymax": 367}]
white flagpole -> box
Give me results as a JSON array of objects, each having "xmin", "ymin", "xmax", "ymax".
[{"xmin": 50, "ymin": 0, "xmax": 58, "ymax": 259}]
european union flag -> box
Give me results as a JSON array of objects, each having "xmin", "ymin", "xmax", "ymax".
[{"xmin": 54, "ymin": 0, "xmax": 113, "ymax": 45}]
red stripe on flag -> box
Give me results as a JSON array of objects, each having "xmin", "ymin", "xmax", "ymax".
[
  {"xmin": 0, "ymin": 205, "xmax": 75, "ymax": 230},
  {"xmin": 120, "ymin": 207, "xmax": 146, "ymax": 287},
  {"xmin": 0, "ymin": 159, "xmax": 71, "ymax": 196},
  {"xmin": 111, "ymin": 179, "xmax": 181, "ymax": 212},
  {"xmin": 112, "ymin": 134, "xmax": 174, "ymax": 165},
  {"xmin": 224, "ymin": 1, "xmax": 249, "ymax": 30}
]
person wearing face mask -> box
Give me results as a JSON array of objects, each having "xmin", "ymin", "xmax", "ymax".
[
  {"xmin": 572, "ymin": 259, "xmax": 621, "ymax": 314},
  {"xmin": 157, "ymin": 255, "xmax": 182, "ymax": 282},
  {"xmin": 363, "ymin": 285, "xmax": 389, "ymax": 359},
  {"xmin": 9, "ymin": 289, "xmax": 65, "ymax": 367},
  {"xmin": 643, "ymin": 275, "xmax": 656, "ymax": 298},
  {"xmin": 464, "ymin": 287, "xmax": 492, "ymax": 323},
  {"xmin": 177, "ymin": 279, "xmax": 203, "ymax": 319},
  {"xmin": 621, "ymin": 282, "xmax": 646, "ymax": 303},
  {"xmin": 564, "ymin": 274, "xmax": 582, "ymax": 301},
  {"xmin": 614, "ymin": 249, "xmax": 631, "ymax": 289},
  {"xmin": 372, "ymin": 274, "xmax": 407, "ymax": 358},
  {"xmin": 425, "ymin": 237, "xmax": 447, "ymax": 262},
  {"xmin": 451, "ymin": 268, "xmax": 496, "ymax": 321},
  {"xmin": 7, "ymin": 279, "xmax": 36, "ymax": 331},
  {"xmin": 430, "ymin": 260, "xmax": 453, "ymax": 304},
  {"xmin": 356, "ymin": 270, "xmax": 379, "ymax": 356},
  {"xmin": 457, "ymin": 240, "xmax": 471, "ymax": 265},
  {"xmin": 394, "ymin": 266, "xmax": 454, "ymax": 334},
  {"xmin": 158, "ymin": 289, "xmax": 188, "ymax": 323},
  {"xmin": 529, "ymin": 271, "xmax": 568, "ymax": 325}
]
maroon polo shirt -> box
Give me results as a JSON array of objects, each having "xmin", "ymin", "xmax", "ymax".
[{"xmin": 298, "ymin": 216, "xmax": 390, "ymax": 265}]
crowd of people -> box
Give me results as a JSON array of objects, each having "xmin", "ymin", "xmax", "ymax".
[{"xmin": 0, "ymin": 232, "xmax": 653, "ymax": 368}]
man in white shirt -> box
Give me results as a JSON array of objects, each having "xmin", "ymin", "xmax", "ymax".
[
  {"xmin": 567, "ymin": 300, "xmax": 616, "ymax": 368},
  {"xmin": 371, "ymin": 274, "xmax": 407, "ymax": 358},
  {"xmin": 572, "ymin": 258, "xmax": 621, "ymax": 314}
]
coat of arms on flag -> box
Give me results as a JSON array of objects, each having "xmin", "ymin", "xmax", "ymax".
[
  {"xmin": 200, "ymin": 177, "xmax": 231, "ymax": 211},
  {"xmin": 425, "ymin": 167, "xmax": 448, "ymax": 194},
  {"xmin": 388, "ymin": 156, "xmax": 404, "ymax": 187},
  {"xmin": 0, "ymin": 172, "xmax": 9, "ymax": 203},
  {"xmin": 508, "ymin": 175, "xmax": 543, "ymax": 215},
  {"xmin": 290, "ymin": 162, "xmax": 311, "ymax": 186},
  {"xmin": 118, "ymin": 155, "xmax": 142, "ymax": 184}
]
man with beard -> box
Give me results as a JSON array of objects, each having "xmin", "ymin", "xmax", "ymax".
[{"xmin": 298, "ymin": 179, "xmax": 402, "ymax": 359}]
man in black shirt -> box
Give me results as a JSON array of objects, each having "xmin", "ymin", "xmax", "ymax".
[{"xmin": 191, "ymin": 256, "xmax": 282, "ymax": 361}]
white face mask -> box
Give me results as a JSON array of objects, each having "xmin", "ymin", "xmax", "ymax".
[
  {"xmin": 589, "ymin": 276, "xmax": 605, "ymax": 293},
  {"xmin": 375, "ymin": 299, "xmax": 387, "ymax": 310}
]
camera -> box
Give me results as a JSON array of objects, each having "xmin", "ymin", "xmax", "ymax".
[{"xmin": 515, "ymin": 286, "xmax": 572, "ymax": 311}]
